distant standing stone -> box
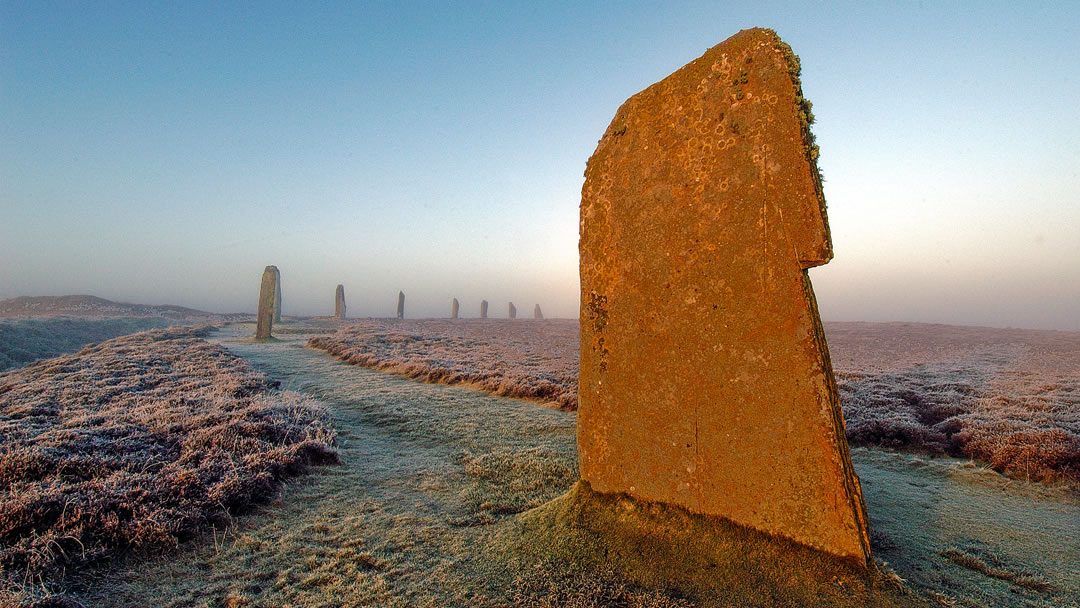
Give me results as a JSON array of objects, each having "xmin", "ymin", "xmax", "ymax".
[
  {"xmin": 451, "ymin": 298, "xmax": 459, "ymax": 319},
  {"xmin": 272, "ymin": 267, "xmax": 282, "ymax": 323},
  {"xmin": 508, "ymin": 302, "xmax": 517, "ymax": 319},
  {"xmin": 534, "ymin": 304, "xmax": 544, "ymax": 320},
  {"xmin": 255, "ymin": 265, "xmax": 278, "ymax": 340},
  {"xmin": 335, "ymin": 284, "xmax": 346, "ymax": 320},
  {"xmin": 480, "ymin": 300, "xmax": 488, "ymax": 319},
  {"xmin": 577, "ymin": 28, "xmax": 870, "ymax": 564},
  {"xmin": 397, "ymin": 291, "xmax": 405, "ymax": 319}
]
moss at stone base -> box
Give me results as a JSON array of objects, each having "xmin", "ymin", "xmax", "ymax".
[{"xmin": 496, "ymin": 481, "xmax": 927, "ymax": 608}]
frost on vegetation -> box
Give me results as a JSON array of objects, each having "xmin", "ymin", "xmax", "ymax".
[
  {"xmin": 941, "ymin": 546, "xmax": 1052, "ymax": 592},
  {"xmin": 510, "ymin": 563, "xmax": 695, "ymax": 608},
  {"xmin": 0, "ymin": 326, "xmax": 337, "ymax": 602},
  {"xmin": 0, "ymin": 317, "xmax": 176, "ymax": 372},
  {"xmin": 312, "ymin": 320, "xmax": 1079, "ymax": 485},
  {"xmin": 308, "ymin": 319, "xmax": 579, "ymax": 410},
  {"xmin": 829, "ymin": 322, "xmax": 1080, "ymax": 484},
  {"xmin": 454, "ymin": 447, "xmax": 578, "ymax": 526}
]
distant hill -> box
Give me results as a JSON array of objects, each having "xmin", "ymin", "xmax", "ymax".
[{"xmin": 0, "ymin": 295, "xmax": 242, "ymax": 320}]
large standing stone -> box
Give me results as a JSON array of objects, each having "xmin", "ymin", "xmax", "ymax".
[
  {"xmin": 335, "ymin": 284, "xmax": 346, "ymax": 320},
  {"xmin": 577, "ymin": 28, "xmax": 869, "ymax": 564},
  {"xmin": 451, "ymin": 298, "xmax": 459, "ymax": 319},
  {"xmin": 534, "ymin": 304, "xmax": 544, "ymax": 320},
  {"xmin": 397, "ymin": 291, "xmax": 405, "ymax": 319},
  {"xmin": 255, "ymin": 265, "xmax": 278, "ymax": 340},
  {"xmin": 272, "ymin": 267, "xmax": 282, "ymax": 323},
  {"xmin": 508, "ymin": 302, "xmax": 517, "ymax": 319},
  {"xmin": 480, "ymin": 300, "xmax": 488, "ymax": 319}
]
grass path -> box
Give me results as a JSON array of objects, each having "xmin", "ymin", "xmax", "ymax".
[
  {"xmin": 76, "ymin": 323, "xmax": 1079, "ymax": 607},
  {"xmin": 855, "ymin": 448, "xmax": 1079, "ymax": 607},
  {"xmin": 78, "ymin": 325, "xmax": 578, "ymax": 607}
]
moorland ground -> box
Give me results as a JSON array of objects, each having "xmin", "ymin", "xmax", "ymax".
[
  {"xmin": 74, "ymin": 323, "xmax": 1080, "ymax": 608},
  {"xmin": 0, "ymin": 326, "xmax": 337, "ymax": 606},
  {"xmin": 1, "ymin": 319, "xmax": 1078, "ymax": 607},
  {"xmin": 0, "ymin": 317, "xmax": 178, "ymax": 372},
  {"xmin": 310, "ymin": 319, "xmax": 1080, "ymax": 485}
]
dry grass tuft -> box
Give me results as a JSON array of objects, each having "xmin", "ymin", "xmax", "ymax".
[
  {"xmin": 455, "ymin": 447, "xmax": 577, "ymax": 526},
  {"xmin": 941, "ymin": 547, "xmax": 1052, "ymax": 592},
  {"xmin": 0, "ymin": 326, "xmax": 337, "ymax": 604}
]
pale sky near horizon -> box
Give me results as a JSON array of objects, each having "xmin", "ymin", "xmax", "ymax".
[{"xmin": 2, "ymin": 2, "xmax": 1078, "ymax": 329}]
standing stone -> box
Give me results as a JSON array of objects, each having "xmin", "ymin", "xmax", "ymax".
[
  {"xmin": 577, "ymin": 28, "xmax": 869, "ymax": 564},
  {"xmin": 335, "ymin": 284, "xmax": 346, "ymax": 320},
  {"xmin": 255, "ymin": 265, "xmax": 278, "ymax": 340},
  {"xmin": 508, "ymin": 302, "xmax": 517, "ymax": 319},
  {"xmin": 397, "ymin": 291, "xmax": 405, "ymax": 319},
  {"xmin": 272, "ymin": 267, "xmax": 282, "ymax": 323},
  {"xmin": 451, "ymin": 298, "xmax": 460, "ymax": 319},
  {"xmin": 534, "ymin": 304, "xmax": 544, "ymax": 320},
  {"xmin": 480, "ymin": 300, "xmax": 488, "ymax": 319}
]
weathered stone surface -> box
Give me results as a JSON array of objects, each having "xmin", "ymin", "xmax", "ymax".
[
  {"xmin": 335, "ymin": 284, "xmax": 346, "ymax": 320},
  {"xmin": 272, "ymin": 267, "xmax": 282, "ymax": 323},
  {"xmin": 451, "ymin": 298, "xmax": 460, "ymax": 319},
  {"xmin": 534, "ymin": 304, "xmax": 544, "ymax": 320},
  {"xmin": 577, "ymin": 28, "xmax": 869, "ymax": 563},
  {"xmin": 480, "ymin": 300, "xmax": 488, "ymax": 319},
  {"xmin": 508, "ymin": 302, "xmax": 517, "ymax": 319},
  {"xmin": 397, "ymin": 291, "xmax": 405, "ymax": 320},
  {"xmin": 255, "ymin": 265, "xmax": 278, "ymax": 339}
]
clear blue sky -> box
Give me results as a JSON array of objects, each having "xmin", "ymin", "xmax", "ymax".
[{"xmin": 2, "ymin": 2, "xmax": 1078, "ymax": 329}]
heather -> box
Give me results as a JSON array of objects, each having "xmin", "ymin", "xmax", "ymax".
[
  {"xmin": 310, "ymin": 319, "xmax": 1080, "ymax": 484},
  {"xmin": 79, "ymin": 332, "xmax": 916, "ymax": 608},
  {"xmin": 309, "ymin": 319, "xmax": 578, "ymax": 409},
  {"xmin": 0, "ymin": 317, "xmax": 176, "ymax": 372},
  {"xmin": 830, "ymin": 322, "xmax": 1080, "ymax": 483},
  {"xmin": 85, "ymin": 329, "xmax": 1079, "ymax": 607},
  {"xmin": 0, "ymin": 326, "xmax": 337, "ymax": 603}
]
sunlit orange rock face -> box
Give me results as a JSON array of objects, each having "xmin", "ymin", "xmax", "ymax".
[{"xmin": 578, "ymin": 28, "xmax": 870, "ymax": 564}]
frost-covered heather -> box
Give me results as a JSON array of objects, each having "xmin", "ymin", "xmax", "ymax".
[
  {"xmin": 310, "ymin": 319, "xmax": 1079, "ymax": 483},
  {"xmin": 0, "ymin": 326, "xmax": 337, "ymax": 601},
  {"xmin": 0, "ymin": 317, "xmax": 177, "ymax": 372},
  {"xmin": 828, "ymin": 322, "xmax": 1080, "ymax": 483},
  {"xmin": 309, "ymin": 319, "xmax": 578, "ymax": 409}
]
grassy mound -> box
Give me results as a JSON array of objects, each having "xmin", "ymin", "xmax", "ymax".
[
  {"xmin": 497, "ymin": 481, "xmax": 924, "ymax": 608},
  {"xmin": 0, "ymin": 317, "xmax": 177, "ymax": 372},
  {"xmin": 0, "ymin": 326, "xmax": 337, "ymax": 605}
]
